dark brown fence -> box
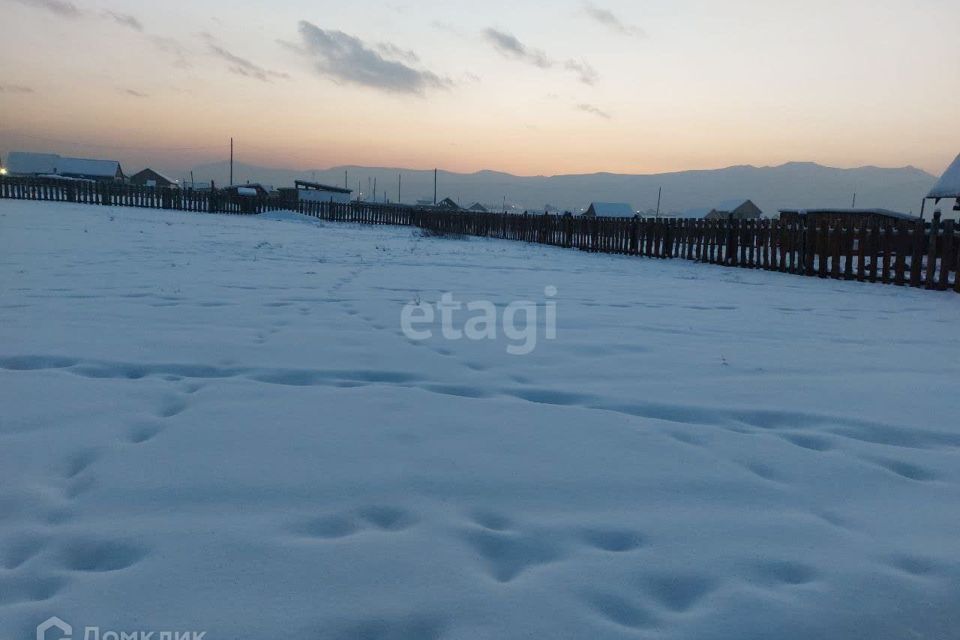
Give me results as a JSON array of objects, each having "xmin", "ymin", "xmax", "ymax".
[
  {"xmin": 294, "ymin": 200, "xmax": 959, "ymax": 293},
  {"xmin": 0, "ymin": 176, "xmax": 283, "ymax": 215},
  {"xmin": 3, "ymin": 176, "xmax": 957, "ymax": 293}
]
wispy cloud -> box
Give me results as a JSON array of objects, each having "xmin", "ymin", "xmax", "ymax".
[
  {"xmin": 565, "ymin": 59, "xmax": 599, "ymax": 85},
  {"xmin": 584, "ymin": 2, "xmax": 645, "ymax": 37},
  {"xmin": 204, "ymin": 34, "xmax": 289, "ymax": 82},
  {"xmin": 0, "ymin": 84, "xmax": 35, "ymax": 94},
  {"xmin": 292, "ymin": 21, "xmax": 451, "ymax": 95},
  {"xmin": 123, "ymin": 88, "xmax": 149, "ymax": 98},
  {"xmin": 484, "ymin": 28, "xmax": 552, "ymax": 69},
  {"xmin": 484, "ymin": 28, "xmax": 600, "ymax": 85},
  {"xmin": 576, "ymin": 103, "xmax": 611, "ymax": 119},
  {"xmin": 150, "ymin": 36, "xmax": 191, "ymax": 69},
  {"xmin": 12, "ymin": 0, "xmax": 80, "ymax": 17},
  {"xmin": 103, "ymin": 10, "xmax": 143, "ymax": 31}
]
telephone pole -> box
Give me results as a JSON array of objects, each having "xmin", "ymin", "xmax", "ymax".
[
  {"xmin": 398, "ymin": 174, "xmax": 402, "ymax": 204},
  {"xmin": 373, "ymin": 177, "xmax": 377, "ymax": 204},
  {"xmin": 433, "ymin": 169, "xmax": 438, "ymax": 205},
  {"xmin": 229, "ymin": 137, "xmax": 234, "ymax": 185},
  {"xmin": 656, "ymin": 186, "xmax": 662, "ymax": 218}
]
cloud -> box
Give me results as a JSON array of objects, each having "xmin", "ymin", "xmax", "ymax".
[
  {"xmin": 103, "ymin": 10, "xmax": 143, "ymax": 31},
  {"xmin": 584, "ymin": 2, "xmax": 645, "ymax": 37},
  {"xmin": 564, "ymin": 59, "xmax": 599, "ymax": 85},
  {"xmin": 576, "ymin": 103, "xmax": 611, "ymax": 119},
  {"xmin": 483, "ymin": 28, "xmax": 552, "ymax": 69},
  {"xmin": 293, "ymin": 21, "xmax": 451, "ymax": 95},
  {"xmin": 484, "ymin": 28, "xmax": 600, "ymax": 84},
  {"xmin": 0, "ymin": 84, "xmax": 35, "ymax": 94},
  {"xmin": 150, "ymin": 36, "xmax": 191, "ymax": 69},
  {"xmin": 124, "ymin": 88, "xmax": 149, "ymax": 98},
  {"xmin": 12, "ymin": 0, "xmax": 80, "ymax": 17},
  {"xmin": 204, "ymin": 34, "xmax": 289, "ymax": 82}
]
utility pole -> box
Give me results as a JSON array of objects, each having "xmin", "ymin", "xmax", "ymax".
[
  {"xmin": 852, "ymin": 193, "xmax": 857, "ymax": 208},
  {"xmin": 229, "ymin": 137, "xmax": 234, "ymax": 185},
  {"xmin": 398, "ymin": 174, "xmax": 402, "ymax": 204},
  {"xmin": 656, "ymin": 186, "xmax": 662, "ymax": 218},
  {"xmin": 433, "ymin": 169, "xmax": 438, "ymax": 205},
  {"xmin": 373, "ymin": 177, "xmax": 377, "ymax": 204},
  {"xmin": 503, "ymin": 195, "xmax": 506, "ymax": 213},
  {"xmin": 344, "ymin": 170, "xmax": 348, "ymax": 189}
]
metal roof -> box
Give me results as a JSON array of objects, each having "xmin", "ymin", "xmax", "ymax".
[
  {"xmin": 586, "ymin": 202, "xmax": 635, "ymax": 217},
  {"xmin": 294, "ymin": 180, "xmax": 352, "ymax": 194}
]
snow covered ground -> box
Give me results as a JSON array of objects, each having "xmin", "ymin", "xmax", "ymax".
[{"xmin": 2, "ymin": 199, "xmax": 960, "ymax": 640}]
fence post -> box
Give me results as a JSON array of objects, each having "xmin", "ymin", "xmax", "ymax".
[{"xmin": 925, "ymin": 212, "xmax": 941, "ymax": 289}]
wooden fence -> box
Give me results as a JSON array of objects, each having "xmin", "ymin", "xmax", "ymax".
[
  {"xmin": 295, "ymin": 200, "xmax": 960, "ymax": 293},
  {"xmin": 0, "ymin": 176, "xmax": 283, "ymax": 215},
  {"xmin": 2, "ymin": 176, "xmax": 958, "ymax": 293}
]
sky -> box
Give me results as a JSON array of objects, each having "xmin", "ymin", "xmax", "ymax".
[{"xmin": 0, "ymin": 0, "xmax": 958, "ymax": 178}]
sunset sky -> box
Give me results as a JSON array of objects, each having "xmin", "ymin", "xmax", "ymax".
[{"xmin": 1, "ymin": 0, "xmax": 958, "ymax": 177}]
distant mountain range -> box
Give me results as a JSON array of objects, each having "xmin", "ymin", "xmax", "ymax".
[{"xmin": 186, "ymin": 160, "xmax": 940, "ymax": 217}]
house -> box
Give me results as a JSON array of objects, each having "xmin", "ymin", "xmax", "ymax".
[
  {"xmin": 468, "ymin": 202, "xmax": 488, "ymax": 212},
  {"xmin": 703, "ymin": 199, "xmax": 762, "ymax": 221},
  {"xmin": 436, "ymin": 197, "xmax": 460, "ymax": 210},
  {"xmin": 927, "ymin": 153, "xmax": 960, "ymax": 211},
  {"xmin": 6, "ymin": 152, "xmax": 124, "ymax": 182},
  {"xmin": 778, "ymin": 208, "xmax": 919, "ymax": 226},
  {"xmin": 582, "ymin": 202, "xmax": 636, "ymax": 218},
  {"xmin": 129, "ymin": 168, "xmax": 177, "ymax": 188}
]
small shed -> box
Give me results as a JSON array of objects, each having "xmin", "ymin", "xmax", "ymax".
[
  {"xmin": 704, "ymin": 199, "xmax": 762, "ymax": 221},
  {"xmin": 778, "ymin": 208, "xmax": 919, "ymax": 226},
  {"xmin": 285, "ymin": 180, "xmax": 353, "ymax": 205},
  {"xmin": 129, "ymin": 168, "xmax": 177, "ymax": 188},
  {"xmin": 468, "ymin": 202, "xmax": 488, "ymax": 212},
  {"xmin": 582, "ymin": 202, "xmax": 635, "ymax": 218},
  {"xmin": 223, "ymin": 183, "xmax": 270, "ymax": 197}
]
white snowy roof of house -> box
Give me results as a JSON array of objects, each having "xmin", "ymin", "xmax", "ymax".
[
  {"xmin": 7, "ymin": 152, "xmax": 59, "ymax": 175},
  {"xmin": 928, "ymin": 153, "xmax": 960, "ymax": 199},
  {"xmin": 57, "ymin": 157, "xmax": 122, "ymax": 178},
  {"xmin": 6, "ymin": 152, "xmax": 121, "ymax": 178},
  {"xmin": 587, "ymin": 202, "xmax": 635, "ymax": 217}
]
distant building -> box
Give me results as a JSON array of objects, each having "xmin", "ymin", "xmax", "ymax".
[
  {"xmin": 278, "ymin": 180, "xmax": 352, "ymax": 205},
  {"xmin": 703, "ymin": 199, "xmax": 762, "ymax": 221},
  {"xmin": 129, "ymin": 168, "xmax": 177, "ymax": 188},
  {"xmin": 467, "ymin": 202, "xmax": 488, "ymax": 212},
  {"xmin": 7, "ymin": 151, "xmax": 123, "ymax": 182},
  {"xmin": 582, "ymin": 202, "xmax": 636, "ymax": 218},
  {"xmin": 436, "ymin": 197, "xmax": 460, "ymax": 210},
  {"xmin": 778, "ymin": 208, "xmax": 919, "ymax": 226}
]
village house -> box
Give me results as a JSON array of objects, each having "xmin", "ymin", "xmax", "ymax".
[
  {"xmin": 6, "ymin": 151, "xmax": 124, "ymax": 182},
  {"xmin": 926, "ymin": 152, "xmax": 960, "ymax": 212},
  {"xmin": 703, "ymin": 199, "xmax": 763, "ymax": 221},
  {"xmin": 129, "ymin": 168, "xmax": 177, "ymax": 188},
  {"xmin": 582, "ymin": 202, "xmax": 636, "ymax": 218}
]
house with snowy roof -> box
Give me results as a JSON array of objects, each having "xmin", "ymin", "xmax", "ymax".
[
  {"xmin": 7, "ymin": 151, "xmax": 124, "ymax": 182},
  {"xmin": 130, "ymin": 168, "xmax": 177, "ymax": 188},
  {"xmin": 703, "ymin": 199, "xmax": 762, "ymax": 221},
  {"xmin": 927, "ymin": 153, "xmax": 960, "ymax": 212},
  {"xmin": 582, "ymin": 202, "xmax": 635, "ymax": 218}
]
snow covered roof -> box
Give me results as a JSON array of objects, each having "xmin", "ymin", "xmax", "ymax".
[
  {"xmin": 58, "ymin": 157, "xmax": 122, "ymax": 178},
  {"xmin": 7, "ymin": 152, "xmax": 59, "ymax": 175},
  {"xmin": 714, "ymin": 199, "xmax": 753, "ymax": 213},
  {"xmin": 6, "ymin": 152, "xmax": 121, "ymax": 178},
  {"xmin": 928, "ymin": 153, "xmax": 960, "ymax": 199},
  {"xmin": 586, "ymin": 202, "xmax": 635, "ymax": 217}
]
